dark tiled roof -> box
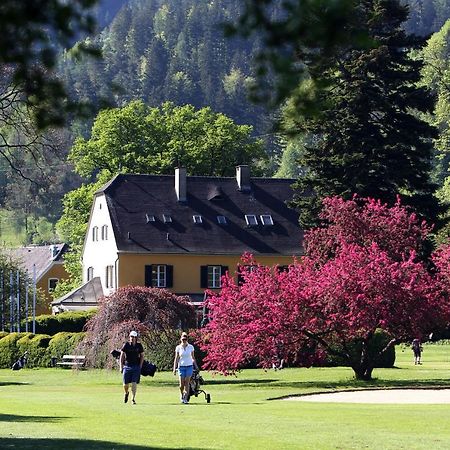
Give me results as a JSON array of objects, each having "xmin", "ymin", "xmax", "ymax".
[
  {"xmin": 4, "ymin": 244, "xmax": 68, "ymax": 281},
  {"xmin": 100, "ymin": 174, "xmax": 303, "ymax": 256}
]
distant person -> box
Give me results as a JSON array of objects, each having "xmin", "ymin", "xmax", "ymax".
[
  {"xmin": 412, "ymin": 338, "xmax": 423, "ymax": 365},
  {"xmin": 120, "ymin": 330, "xmax": 144, "ymax": 404},
  {"xmin": 173, "ymin": 332, "xmax": 198, "ymax": 404}
]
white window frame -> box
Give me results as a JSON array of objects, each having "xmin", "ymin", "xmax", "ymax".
[
  {"xmin": 260, "ymin": 214, "xmax": 274, "ymax": 226},
  {"xmin": 217, "ymin": 215, "xmax": 227, "ymax": 224},
  {"xmin": 163, "ymin": 214, "xmax": 172, "ymax": 223},
  {"xmin": 87, "ymin": 267, "xmax": 94, "ymax": 281},
  {"xmin": 105, "ymin": 265, "xmax": 114, "ymax": 288},
  {"xmin": 245, "ymin": 214, "xmax": 258, "ymax": 226},
  {"xmin": 152, "ymin": 265, "xmax": 167, "ymax": 288},
  {"xmin": 48, "ymin": 278, "xmax": 58, "ymax": 291},
  {"xmin": 92, "ymin": 226, "xmax": 99, "ymax": 241},
  {"xmin": 208, "ymin": 265, "xmax": 222, "ymax": 289},
  {"xmin": 193, "ymin": 215, "xmax": 203, "ymax": 224},
  {"xmin": 101, "ymin": 225, "xmax": 108, "ymax": 240},
  {"xmin": 146, "ymin": 214, "xmax": 155, "ymax": 223}
]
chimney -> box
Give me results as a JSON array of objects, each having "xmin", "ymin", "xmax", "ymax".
[
  {"xmin": 175, "ymin": 167, "xmax": 187, "ymax": 202},
  {"xmin": 236, "ymin": 165, "xmax": 251, "ymax": 192}
]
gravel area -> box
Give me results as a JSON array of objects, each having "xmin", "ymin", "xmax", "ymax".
[{"xmin": 284, "ymin": 389, "xmax": 450, "ymax": 404}]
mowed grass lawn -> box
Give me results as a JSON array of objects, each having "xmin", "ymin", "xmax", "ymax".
[{"xmin": 1, "ymin": 344, "xmax": 450, "ymax": 449}]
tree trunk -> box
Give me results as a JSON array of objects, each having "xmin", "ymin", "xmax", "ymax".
[
  {"xmin": 352, "ymin": 339, "xmax": 373, "ymax": 380},
  {"xmin": 352, "ymin": 365, "xmax": 374, "ymax": 381}
]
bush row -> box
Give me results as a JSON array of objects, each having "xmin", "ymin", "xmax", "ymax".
[
  {"xmin": 21, "ymin": 310, "xmax": 97, "ymax": 335},
  {"xmin": 0, "ymin": 332, "xmax": 86, "ymax": 368}
]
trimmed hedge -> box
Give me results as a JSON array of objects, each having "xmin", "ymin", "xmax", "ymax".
[
  {"xmin": 0, "ymin": 333, "xmax": 23, "ymax": 368},
  {"xmin": 0, "ymin": 332, "xmax": 85, "ymax": 368},
  {"xmin": 17, "ymin": 333, "xmax": 52, "ymax": 368},
  {"xmin": 22, "ymin": 310, "xmax": 97, "ymax": 335}
]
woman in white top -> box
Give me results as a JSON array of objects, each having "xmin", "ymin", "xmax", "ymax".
[{"xmin": 173, "ymin": 331, "xmax": 198, "ymax": 404}]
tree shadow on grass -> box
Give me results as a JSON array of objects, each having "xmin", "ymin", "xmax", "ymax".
[
  {"xmin": 0, "ymin": 438, "xmax": 207, "ymax": 450},
  {"xmin": 0, "ymin": 382, "xmax": 30, "ymax": 386},
  {"xmin": 0, "ymin": 413, "xmax": 68, "ymax": 423}
]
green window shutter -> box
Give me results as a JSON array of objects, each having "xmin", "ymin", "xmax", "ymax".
[
  {"xmin": 200, "ymin": 266, "xmax": 208, "ymax": 288},
  {"xmin": 166, "ymin": 265, "xmax": 173, "ymax": 287},
  {"xmin": 145, "ymin": 265, "xmax": 153, "ymax": 287}
]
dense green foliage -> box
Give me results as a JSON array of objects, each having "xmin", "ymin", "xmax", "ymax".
[
  {"xmin": 70, "ymin": 101, "xmax": 265, "ymax": 177},
  {"xmin": 290, "ymin": 0, "xmax": 439, "ymax": 227},
  {"xmin": 0, "ymin": 0, "xmax": 100, "ymax": 129},
  {"xmin": 0, "ymin": 331, "xmax": 85, "ymax": 368},
  {"xmin": 403, "ymin": 0, "xmax": 450, "ymax": 36},
  {"xmin": 21, "ymin": 310, "xmax": 97, "ymax": 336},
  {"xmin": 60, "ymin": 0, "xmax": 268, "ymax": 135}
]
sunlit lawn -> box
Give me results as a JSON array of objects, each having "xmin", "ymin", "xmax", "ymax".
[{"xmin": 1, "ymin": 343, "xmax": 450, "ymax": 449}]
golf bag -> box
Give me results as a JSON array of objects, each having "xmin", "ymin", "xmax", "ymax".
[
  {"xmin": 11, "ymin": 351, "xmax": 28, "ymax": 371},
  {"xmin": 110, "ymin": 349, "xmax": 157, "ymax": 377}
]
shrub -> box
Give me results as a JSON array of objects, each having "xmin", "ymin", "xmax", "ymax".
[
  {"xmin": 0, "ymin": 333, "xmax": 24, "ymax": 368},
  {"xmin": 22, "ymin": 310, "xmax": 97, "ymax": 335},
  {"xmin": 47, "ymin": 332, "xmax": 85, "ymax": 360},
  {"xmin": 17, "ymin": 333, "xmax": 52, "ymax": 368}
]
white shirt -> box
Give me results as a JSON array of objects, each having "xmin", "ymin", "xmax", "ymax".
[{"xmin": 176, "ymin": 343, "xmax": 194, "ymax": 367}]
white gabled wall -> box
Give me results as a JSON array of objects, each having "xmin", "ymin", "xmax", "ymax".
[{"xmin": 82, "ymin": 194, "xmax": 118, "ymax": 295}]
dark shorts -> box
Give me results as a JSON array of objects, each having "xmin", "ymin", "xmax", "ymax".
[
  {"xmin": 179, "ymin": 365, "xmax": 193, "ymax": 378},
  {"xmin": 123, "ymin": 364, "xmax": 141, "ymax": 384}
]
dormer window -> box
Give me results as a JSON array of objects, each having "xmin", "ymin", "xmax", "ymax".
[
  {"xmin": 163, "ymin": 214, "xmax": 172, "ymax": 223},
  {"xmin": 146, "ymin": 214, "xmax": 156, "ymax": 223},
  {"xmin": 217, "ymin": 215, "xmax": 227, "ymax": 225},
  {"xmin": 260, "ymin": 214, "xmax": 274, "ymax": 226},
  {"xmin": 193, "ymin": 215, "xmax": 203, "ymax": 224},
  {"xmin": 245, "ymin": 215, "xmax": 258, "ymax": 226}
]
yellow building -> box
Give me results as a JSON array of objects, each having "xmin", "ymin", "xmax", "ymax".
[
  {"xmin": 6, "ymin": 244, "xmax": 69, "ymax": 315},
  {"xmin": 81, "ymin": 166, "xmax": 303, "ymax": 315}
]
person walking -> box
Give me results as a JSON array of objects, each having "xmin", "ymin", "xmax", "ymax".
[
  {"xmin": 412, "ymin": 338, "xmax": 423, "ymax": 365},
  {"xmin": 173, "ymin": 332, "xmax": 198, "ymax": 404},
  {"xmin": 120, "ymin": 330, "xmax": 144, "ymax": 404}
]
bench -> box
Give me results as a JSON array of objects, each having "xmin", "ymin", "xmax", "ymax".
[{"xmin": 56, "ymin": 355, "xmax": 86, "ymax": 369}]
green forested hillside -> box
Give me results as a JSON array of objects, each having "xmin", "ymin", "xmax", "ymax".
[
  {"xmin": 60, "ymin": 0, "xmax": 267, "ymax": 135},
  {"xmin": 2, "ymin": 0, "xmax": 450, "ymax": 248}
]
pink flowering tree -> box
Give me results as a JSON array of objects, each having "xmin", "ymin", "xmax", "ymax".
[{"xmin": 199, "ymin": 197, "xmax": 450, "ymax": 380}]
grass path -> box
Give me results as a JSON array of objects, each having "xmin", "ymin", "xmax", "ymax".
[{"xmin": 1, "ymin": 343, "xmax": 450, "ymax": 449}]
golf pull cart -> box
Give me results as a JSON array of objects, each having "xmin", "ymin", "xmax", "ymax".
[{"xmin": 187, "ymin": 369, "xmax": 211, "ymax": 403}]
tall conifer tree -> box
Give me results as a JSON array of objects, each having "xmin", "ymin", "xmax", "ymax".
[{"xmin": 291, "ymin": 0, "xmax": 440, "ymax": 227}]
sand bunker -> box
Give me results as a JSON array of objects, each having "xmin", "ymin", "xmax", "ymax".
[{"xmin": 285, "ymin": 389, "xmax": 450, "ymax": 404}]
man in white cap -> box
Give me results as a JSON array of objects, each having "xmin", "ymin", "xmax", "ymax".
[{"xmin": 120, "ymin": 330, "xmax": 144, "ymax": 404}]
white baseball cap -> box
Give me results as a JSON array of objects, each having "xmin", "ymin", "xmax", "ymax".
[{"xmin": 129, "ymin": 331, "xmax": 138, "ymax": 337}]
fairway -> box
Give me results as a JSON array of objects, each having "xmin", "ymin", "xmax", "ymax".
[{"xmin": 1, "ymin": 344, "xmax": 450, "ymax": 449}]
